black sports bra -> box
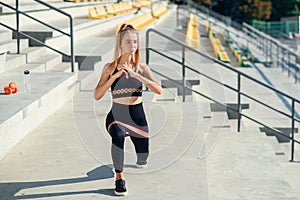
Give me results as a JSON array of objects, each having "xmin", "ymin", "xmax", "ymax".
[{"xmin": 111, "ymin": 69, "xmax": 143, "ymax": 98}]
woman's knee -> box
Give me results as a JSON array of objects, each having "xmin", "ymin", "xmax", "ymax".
[{"xmin": 109, "ymin": 124, "xmax": 126, "ymax": 145}]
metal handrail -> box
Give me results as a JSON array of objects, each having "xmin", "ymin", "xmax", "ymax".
[
  {"xmin": 146, "ymin": 28, "xmax": 300, "ymax": 161},
  {"xmin": 0, "ymin": 0, "xmax": 75, "ymax": 72},
  {"xmin": 242, "ymin": 22, "xmax": 300, "ymax": 83},
  {"xmin": 184, "ymin": 3, "xmax": 300, "ymax": 84}
]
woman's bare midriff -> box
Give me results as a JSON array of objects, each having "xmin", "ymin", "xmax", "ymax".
[{"xmin": 112, "ymin": 96, "xmax": 143, "ymax": 105}]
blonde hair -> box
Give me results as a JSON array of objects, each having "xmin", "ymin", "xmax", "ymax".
[{"xmin": 109, "ymin": 24, "xmax": 141, "ymax": 76}]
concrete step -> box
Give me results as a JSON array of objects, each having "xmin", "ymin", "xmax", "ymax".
[
  {"xmin": 11, "ymin": 42, "xmax": 75, "ymax": 73},
  {"xmin": 231, "ymin": 120, "xmax": 289, "ymax": 161},
  {"xmin": 1, "ymin": 53, "xmax": 68, "ymax": 74},
  {"xmin": 76, "ymin": 70, "xmax": 98, "ymax": 91},
  {"xmin": 229, "ymin": 118, "xmax": 300, "ymax": 198},
  {"xmin": 0, "ymin": 30, "xmax": 11, "ymax": 43},
  {"xmin": 0, "ymin": 40, "xmax": 15, "ymax": 54},
  {"xmin": 0, "ymin": 1, "xmax": 110, "ymax": 26},
  {"xmin": 29, "ymin": 53, "xmax": 62, "ymax": 71},
  {"xmin": 11, "ymin": 18, "xmax": 111, "ymax": 47},
  {"xmin": 155, "ymin": 87, "xmax": 177, "ymax": 102},
  {"xmin": 0, "ymin": 97, "xmax": 208, "ymax": 199},
  {"xmin": 280, "ymin": 140, "xmax": 300, "ymax": 162},
  {"xmin": 22, "ymin": 63, "xmax": 46, "ymax": 73},
  {"xmin": 12, "ymin": 30, "xmax": 53, "ymax": 47},
  {"xmin": 21, "ymin": 46, "xmax": 48, "ymax": 62},
  {"xmin": 0, "ymin": 0, "xmax": 102, "ymax": 13},
  {"xmin": 0, "ymin": 70, "xmax": 78, "ymax": 160},
  {"xmin": 0, "ymin": 53, "xmax": 27, "ymax": 73},
  {"xmin": 239, "ymin": 65, "xmax": 300, "ymax": 100},
  {"xmin": 206, "ymin": 128, "xmax": 297, "ymax": 199},
  {"xmin": 280, "ymin": 162, "xmax": 300, "ymax": 199},
  {"xmin": 48, "ymin": 62, "xmax": 78, "ymax": 73},
  {"xmin": 7, "ymin": 38, "xmax": 29, "ymax": 53},
  {"xmin": 45, "ymin": 13, "xmax": 137, "ymax": 54},
  {"xmin": 0, "ymin": 86, "xmax": 296, "ymax": 199}
]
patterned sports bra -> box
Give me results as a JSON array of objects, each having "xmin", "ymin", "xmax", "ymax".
[{"xmin": 111, "ymin": 69, "xmax": 143, "ymax": 98}]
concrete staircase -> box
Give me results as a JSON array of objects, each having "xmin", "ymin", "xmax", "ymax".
[
  {"xmin": 0, "ymin": 80, "xmax": 297, "ymax": 199},
  {"xmin": 0, "ymin": 0, "xmax": 174, "ymax": 159},
  {"xmin": 0, "ymin": 26, "xmax": 79, "ymax": 159},
  {"xmin": 0, "ymin": 2, "xmax": 299, "ymax": 199},
  {"xmin": 0, "ymin": 1, "xmax": 112, "ymax": 160}
]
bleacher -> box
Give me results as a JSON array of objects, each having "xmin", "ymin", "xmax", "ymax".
[
  {"xmin": 0, "ymin": 1, "xmax": 299, "ymax": 199},
  {"xmin": 185, "ymin": 13, "xmax": 200, "ymax": 50},
  {"xmin": 122, "ymin": 5, "xmax": 168, "ymax": 30},
  {"xmin": 205, "ymin": 21, "xmax": 231, "ymax": 63},
  {"xmin": 88, "ymin": 1, "xmax": 138, "ymax": 19},
  {"xmin": 223, "ymin": 33, "xmax": 252, "ymax": 67}
]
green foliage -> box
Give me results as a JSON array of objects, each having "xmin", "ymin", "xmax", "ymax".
[
  {"xmin": 270, "ymin": 0, "xmax": 298, "ymax": 20},
  {"xmin": 200, "ymin": 0, "xmax": 300, "ymax": 23}
]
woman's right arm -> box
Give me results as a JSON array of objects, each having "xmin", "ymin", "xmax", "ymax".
[
  {"xmin": 94, "ymin": 64, "xmax": 114, "ymax": 101},
  {"xmin": 94, "ymin": 64, "xmax": 127, "ymax": 100}
]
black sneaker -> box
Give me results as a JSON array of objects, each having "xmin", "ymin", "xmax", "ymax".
[
  {"xmin": 115, "ymin": 179, "xmax": 128, "ymax": 196},
  {"xmin": 136, "ymin": 162, "xmax": 147, "ymax": 168}
]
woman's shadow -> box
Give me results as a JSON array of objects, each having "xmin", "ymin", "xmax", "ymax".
[{"xmin": 0, "ymin": 165, "xmax": 115, "ymax": 199}]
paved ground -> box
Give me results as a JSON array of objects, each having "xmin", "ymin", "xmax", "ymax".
[{"xmin": 0, "ymin": 84, "xmax": 211, "ymax": 199}]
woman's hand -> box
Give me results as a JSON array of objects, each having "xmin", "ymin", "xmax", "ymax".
[
  {"xmin": 118, "ymin": 62, "xmax": 138, "ymax": 79},
  {"xmin": 114, "ymin": 66, "xmax": 129, "ymax": 79}
]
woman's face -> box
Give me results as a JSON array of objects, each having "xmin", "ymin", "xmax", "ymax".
[{"xmin": 120, "ymin": 31, "xmax": 138, "ymax": 55}]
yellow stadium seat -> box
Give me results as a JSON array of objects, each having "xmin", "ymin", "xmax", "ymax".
[{"xmin": 120, "ymin": 6, "xmax": 168, "ymax": 30}]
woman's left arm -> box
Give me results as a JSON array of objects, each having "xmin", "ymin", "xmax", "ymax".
[{"xmin": 135, "ymin": 63, "xmax": 162, "ymax": 95}]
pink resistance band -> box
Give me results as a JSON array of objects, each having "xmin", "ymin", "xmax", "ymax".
[{"xmin": 107, "ymin": 121, "xmax": 149, "ymax": 138}]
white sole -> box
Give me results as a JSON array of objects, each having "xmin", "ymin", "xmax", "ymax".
[
  {"xmin": 115, "ymin": 190, "xmax": 128, "ymax": 196},
  {"xmin": 136, "ymin": 164, "xmax": 147, "ymax": 168}
]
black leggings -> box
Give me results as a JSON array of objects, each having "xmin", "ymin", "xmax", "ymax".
[{"xmin": 106, "ymin": 102, "xmax": 149, "ymax": 173}]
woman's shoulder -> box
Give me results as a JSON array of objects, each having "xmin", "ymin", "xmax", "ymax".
[
  {"xmin": 139, "ymin": 63, "xmax": 152, "ymax": 72},
  {"xmin": 139, "ymin": 63, "xmax": 149, "ymax": 70},
  {"xmin": 102, "ymin": 62, "xmax": 114, "ymax": 73},
  {"xmin": 99, "ymin": 63, "xmax": 114, "ymax": 78},
  {"xmin": 104, "ymin": 62, "xmax": 112, "ymax": 69}
]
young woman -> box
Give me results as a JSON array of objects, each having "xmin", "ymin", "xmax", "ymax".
[{"xmin": 94, "ymin": 23, "xmax": 162, "ymax": 196}]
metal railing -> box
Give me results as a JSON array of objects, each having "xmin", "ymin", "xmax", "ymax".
[
  {"xmin": 242, "ymin": 23, "xmax": 300, "ymax": 84},
  {"xmin": 183, "ymin": 3, "xmax": 300, "ymax": 84},
  {"xmin": 0, "ymin": 0, "xmax": 75, "ymax": 72},
  {"xmin": 146, "ymin": 28, "xmax": 300, "ymax": 162}
]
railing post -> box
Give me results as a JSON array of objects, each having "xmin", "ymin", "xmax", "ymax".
[
  {"xmin": 290, "ymin": 99, "xmax": 295, "ymax": 162},
  {"xmin": 265, "ymin": 38, "xmax": 268, "ymax": 63},
  {"xmin": 270, "ymin": 40, "xmax": 273, "ymax": 62},
  {"xmin": 176, "ymin": 5, "xmax": 179, "ymax": 28},
  {"xmin": 182, "ymin": 45, "xmax": 186, "ymax": 102},
  {"xmin": 237, "ymin": 73, "xmax": 241, "ymax": 132},
  {"xmin": 281, "ymin": 48, "xmax": 284, "ymax": 72},
  {"xmin": 296, "ymin": 67, "xmax": 299, "ymax": 84},
  {"xmin": 146, "ymin": 30, "xmax": 150, "ymax": 65},
  {"xmin": 276, "ymin": 44, "xmax": 279, "ymax": 67},
  {"xmin": 70, "ymin": 17, "xmax": 74, "ymax": 72},
  {"xmin": 288, "ymin": 52, "xmax": 291, "ymax": 77},
  {"xmin": 16, "ymin": 0, "xmax": 20, "ymax": 54}
]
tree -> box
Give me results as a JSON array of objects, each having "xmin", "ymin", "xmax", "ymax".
[
  {"xmin": 193, "ymin": 0, "xmax": 211, "ymax": 6},
  {"xmin": 270, "ymin": 0, "xmax": 298, "ymax": 20},
  {"xmin": 239, "ymin": 0, "xmax": 272, "ymax": 22},
  {"xmin": 212, "ymin": 0, "xmax": 244, "ymax": 17},
  {"xmin": 193, "ymin": 0, "xmax": 300, "ymax": 22}
]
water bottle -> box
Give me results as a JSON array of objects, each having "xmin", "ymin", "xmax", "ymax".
[{"xmin": 24, "ymin": 69, "xmax": 31, "ymax": 92}]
